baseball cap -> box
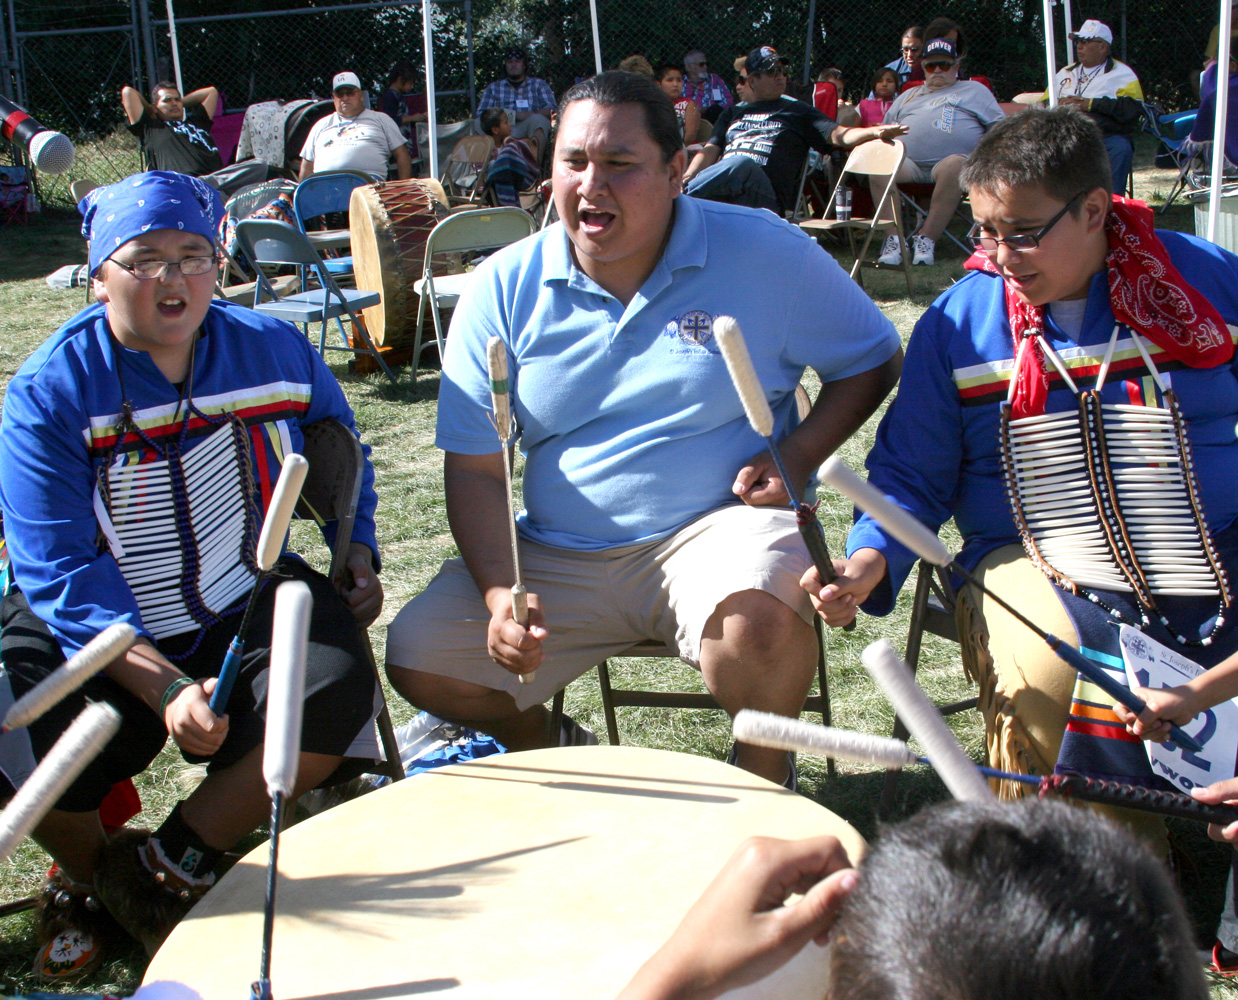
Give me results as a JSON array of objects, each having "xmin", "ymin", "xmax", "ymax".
[
  {"xmin": 745, "ymin": 46, "xmax": 789, "ymax": 75},
  {"xmin": 1069, "ymin": 19, "xmax": 1113, "ymax": 44},
  {"xmin": 332, "ymin": 71, "xmax": 362, "ymax": 92},
  {"xmin": 921, "ymin": 38, "xmax": 959, "ymax": 64}
]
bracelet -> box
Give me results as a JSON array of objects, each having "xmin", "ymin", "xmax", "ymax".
[{"xmin": 158, "ymin": 676, "xmax": 195, "ymax": 718}]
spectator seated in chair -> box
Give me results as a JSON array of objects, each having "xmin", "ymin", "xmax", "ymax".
[
  {"xmin": 882, "ymin": 25, "xmax": 923, "ymax": 88},
  {"xmin": 683, "ymin": 48, "xmax": 735, "ymax": 124},
  {"xmin": 476, "ymin": 48, "xmax": 556, "ymax": 155},
  {"xmin": 859, "ymin": 67, "xmax": 899, "ymax": 128},
  {"xmin": 378, "ymin": 60, "xmax": 428, "ymax": 132},
  {"xmin": 479, "ymin": 108, "xmax": 541, "ymax": 207},
  {"xmin": 657, "ymin": 63, "xmax": 702, "ymax": 144},
  {"xmin": 0, "ymin": 170, "xmax": 385, "ymax": 980},
  {"xmin": 122, "ymin": 81, "xmax": 269, "ymax": 197},
  {"xmin": 874, "ymin": 37, "xmax": 1004, "ymax": 267},
  {"xmin": 683, "ymin": 46, "xmax": 905, "ymax": 217},
  {"xmin": 1043, "ymin": 19, "xmax": 1143, "ymax": 195},
  {"xmin": 300, "ymin": 71, "xmax": 413, "ymax": 182}
]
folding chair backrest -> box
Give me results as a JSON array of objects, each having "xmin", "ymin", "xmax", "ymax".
[
  {"xmin": 448, "ymin": 135, "xmax": 494, "ymax": 167},
  {"xmin": 296, "ymin": 419, "xmax": 364, "ymax": 586},
  {"xmin": 234, "ymin": 218, "xmax": 327, "ymax": 268},
  {"xmin": 69, "ymin": 179, "xmax": 98, "ymax": 206},
  {"xmin": 293, "ymin": 171, "xmax": 373, "ymax": 230},
  {"xmin": 442, "ymin": 135, "xmax": 495, "ymax": 196},
  {"xmin": 839, "ymin": 137, "xmax": 905, "ymax": 178},
  {"xmin": 423, "ymin": 206, "xmax": 536, "ymax": 259}
]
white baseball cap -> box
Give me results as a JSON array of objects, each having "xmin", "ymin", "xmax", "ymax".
[
  {"xmin": 332, "ymin": 71, "xmax": 362, "ymax": 92},
  {"xmin": 1069, "ymin": 19, "xmax": 1113, "ymax": 44}
]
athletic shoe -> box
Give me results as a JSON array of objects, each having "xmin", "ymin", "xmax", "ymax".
[
  {"xmin": 877, "ymin": 234, "xmax": 903, "ymax": 266},
  {"xmin": 726, "ymin": 743, "xmax": 798, "ymax": 793},
  {"xmin": 559, "ymin": 714, "xmax": 598, "ymax": 747},
  {"xmin": 912, "ymin": 234, "xmax": 936, "ymax": 266}
]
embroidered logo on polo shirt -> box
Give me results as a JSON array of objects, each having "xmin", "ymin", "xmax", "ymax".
[{"xmin": 677, "ymin": 310, "xmax": 714, "ymax": 345}]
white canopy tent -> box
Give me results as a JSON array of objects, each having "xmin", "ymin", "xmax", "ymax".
[{"xmin": 420, "ymin": 0, "xmax": 604, "ymax": 179}]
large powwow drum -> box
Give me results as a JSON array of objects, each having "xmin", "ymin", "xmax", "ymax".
[{"xmin": 349, "ymin": 178, "xmax": 449, "ymax": 350}]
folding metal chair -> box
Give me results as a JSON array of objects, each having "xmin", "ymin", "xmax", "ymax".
[
  {"xmin": 292, "ymin": 170, "xmax": 373, "ymax": 279},
  {"xmin": 69, "ymin": 179, "xmax": 99, "ymax": 303},
  {"xmin": 232, "ymin": 218, "xmax": 396, "ymax": 383},
  {"xmin": 296, "ymin": 418, "xmax": 403, "ymax": 782},
  {"xmin": 441, "ymin": 134, "xmax": 495, "ymax": 206},
  {"xmin": 898, "ymin": 183, "xmax": 972, "ymax": 254},
  {"xmin": 1141, "ymin": 101, "xmax": 1202, "ymax": 213},
  {"xmin": 878, "ymin": 559, "xmax": 976, "ymax": 814},
  {"xmin": 799, "ymin": 139, "xmax": 913, "ymax": 295},
  {"xmin": 411, "ymin": 206, "xmax": 537, "ymax": 375}
]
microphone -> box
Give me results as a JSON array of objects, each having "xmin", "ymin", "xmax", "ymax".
[{"xmin": 0, "ymin": 96, "xmax": 75, "ymax": 174}]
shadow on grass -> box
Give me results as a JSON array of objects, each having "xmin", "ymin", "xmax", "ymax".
[{"xmin": 0, "ymin": 210, "xmax": 85, "ymax": 284}]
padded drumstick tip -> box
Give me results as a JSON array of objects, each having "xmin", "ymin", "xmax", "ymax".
[
  {"xmin": 733, "ymin": 710, "xmax": 919, "ymax": 769},
  {"xmin": 263, "ymin": 581, "xmax": 312, "ymax": 798},
  {"xmin": 714, "ymin": 315, "xmax": 774, "ymax": 438},
  {"xmin": 3, "ymin": 622, "xmax": 137, "ymax": 731},
  {"xmin": 0, "ymin": 702, "xmax": 121, "ymax": 860},
  {"xmin": 818, "ymin": 457, "xmax": 952, "ymax": 567},
  {"xmin": 861, "ymin": 640, "xmax": 992, "ymax": 802},
  {"xmin": 486, "ymin": 336, "xmax": 512, "ymax": 438},
  {"xmin": 256, "ymin": 454, "xmax": 309, "ymax": 571}
]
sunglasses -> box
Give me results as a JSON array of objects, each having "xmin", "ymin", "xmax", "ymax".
[{"xmin": 924, "ymin": 62, "xmax": 955, "ymax": 71}]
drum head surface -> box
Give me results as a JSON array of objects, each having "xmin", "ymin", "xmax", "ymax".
[{"xmin": 145, "ymin": 746, "xmax": 862, "ymax": 1000}]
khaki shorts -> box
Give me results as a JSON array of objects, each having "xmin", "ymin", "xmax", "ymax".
[{"xmin": 386, "ymin": 504, "xmax": 816, "ymax": 711}]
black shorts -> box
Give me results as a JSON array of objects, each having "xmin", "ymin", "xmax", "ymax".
[{"xmin": 0, "ymin": 559, "xmax": 379, "ymax": 812}]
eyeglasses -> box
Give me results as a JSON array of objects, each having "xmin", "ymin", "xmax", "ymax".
[
  {"xmin": 108, "ymin": 255, "xmax": 218, "ymax": 280},
  {"xmin": 902, "ymin": 45, "xmax": 923, "ymax": 53},
  {"xmin": 335, "ymin": 87, "xmax": 360, "ymax": 96},
  {"xmin": 924, "ymin": 61, "xmax": 955, "ymax": 71},
  {"xmin": 967, "ymin": 192, "xmax": 1086, "ymax": 253}
]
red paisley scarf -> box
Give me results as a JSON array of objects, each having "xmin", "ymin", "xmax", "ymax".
[{"xmin": 963, "ymin": 195, "xmax": 1233, "ymax": 418}]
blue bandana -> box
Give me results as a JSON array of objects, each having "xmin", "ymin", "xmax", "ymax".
[{"xmin": 79, "ymin": 171, "xmax": 224, "ymax": 275}]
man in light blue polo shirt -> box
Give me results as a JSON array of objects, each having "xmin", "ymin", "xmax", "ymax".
[{"xmin": 385, "ymin": 71, "xmax": 902, "ymax": 788}]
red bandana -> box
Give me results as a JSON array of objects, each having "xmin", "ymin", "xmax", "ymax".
[{"xmin": 963, "ymin": 195, "xmax": 1234, "ymax": 418}]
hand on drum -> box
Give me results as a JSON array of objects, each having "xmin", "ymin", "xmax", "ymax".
[
  {"xmin": 800, "ymin": 548, "xmax": 887, "ymax": 628},
  {"xmin": 1191, "ymin": 778, "xmax": 1238, "ymax": 845},
  {"xmin": 1113, "ymin": 684, "xmax": 1200, "ymax": 744},
  {"xmin": 339, "ymin": 542, "xmax": 384, "ymax": 627},
  {"xmin": 165, "ymin": 677, "xmax": 228, "ymax": 757},
  {"xmin": 486, "ymin": 587, "xmax": 547, "ymax": 677},
  {"xmin": 618, "ymin": 835, "xmax": 858, "ymax": 1000}
]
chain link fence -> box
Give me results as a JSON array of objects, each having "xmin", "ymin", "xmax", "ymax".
[{"xmin": 0, "ymin": 0, "xmax": 1224, "ymax": 209}]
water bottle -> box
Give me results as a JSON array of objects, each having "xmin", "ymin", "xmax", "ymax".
[{"xmin": 835, "ymin": 185, "xmax": 852, "ymax": 221}]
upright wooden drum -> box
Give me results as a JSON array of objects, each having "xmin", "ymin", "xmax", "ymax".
[
  {"xmin": 349, "ymin": 178, "xmax": 448, "ymax": 351},
  {"xmin": 145, "ymin": 746, "xmax": 864, "ymax": 1000}
]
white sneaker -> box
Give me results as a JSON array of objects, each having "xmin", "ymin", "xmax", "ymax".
[
  {"xmin": 877, "ymin": 234, "xmax": 903, "ymax": 266},
  {"xmin": 912, "ymin": 234, "xmax": 936, "ymax": 266}
]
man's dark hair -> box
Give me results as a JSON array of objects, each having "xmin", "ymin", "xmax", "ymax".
[
  {"xmin": 150, "ymin": 81, "xmax": 179, "ymax": 102},
  {"xmin": 924, "ymin": 16, "xmax": 966, "ymax": 57},
  {"xmin": 827, "ymin": 800, "xmax": 1206, "ymax": 1000},
  {"xmin": 557, "ymin": 71, "xmax": 683, "ymax": 162},
  {"xmin": 479, "ymin": 107, "xmax": 506, "ymax": 137},
  {"xmin": 961, "ymin": 106, "xmax": 1113, "ymax": 206},
  {"xmin": 902, "ymin": 25, "xmax": 924, "ymax": 39},
  {"xmin": 387, "ymin": 61, "xmax": 417, "ymax": 85}
]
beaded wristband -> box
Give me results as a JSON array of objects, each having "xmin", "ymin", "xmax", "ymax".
[{"xmin": 158, "ymin": 676, "xmax": 195, "ymax": 719}]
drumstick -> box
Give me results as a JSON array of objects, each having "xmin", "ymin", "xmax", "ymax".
[
  {"xmin": 211, "ymin": 454, "xmax": 310, "ymax": 715},
  {"xmin": 0, "ymin": 702, "xmax": 121, "ymax": 861},
  {"xmin": 818, "ymin": 456, "xmax": 1205, "ymax": 755},
  {"xmin": 2, "ymin": 622, "xmax": 136, "ymax": 731},
  {"xmin": 862, "ymin": 640, "xmax": 993, "ymax": 802},
  {"xmin": 712, "ymin": 316, "xmax": 853, "ymax": 632},
  {"xmin": 486, "ymin": 336, "xmax": 534, "ymax": 685},
  {"xmin": 733, "ymin": 710, "xmax": 1238, "ymax": 827},
  {"xmin": 254, "ymin": 580, "xmax": 312, "ymax": 1000}
]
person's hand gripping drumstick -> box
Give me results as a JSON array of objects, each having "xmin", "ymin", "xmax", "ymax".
[
  {"xmin": 487, "ymin": 336, "xmax": 536, "ymax": 685},
  {"xmin": 713, "ymin": 316, "xmax": 854, "ymax": 632},
  {"xmin": 210, "ymin": 453, "xmax": 309, "ymax": 715}
]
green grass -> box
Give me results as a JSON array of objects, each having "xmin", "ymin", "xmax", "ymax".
[{"xmin": 0, "ymin": 133, "xmax": 1234, "ymax": 996}]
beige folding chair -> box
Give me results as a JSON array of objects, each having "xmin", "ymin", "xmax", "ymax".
[
  {"xmin": 295, "ymin": 419, "xmax": 403, "ymax": 783},
  {"xmin": 70, "ymin": 180, "xmax": 99, "ymax": 303},
  {"xmin": 411, "ymin": 206, "xmax": 537, "ymax": 376},
  {"xmin": 799, "ymin": 139, "xmax": 912, "ymax": 295},
  {"xmin": 441, "ymin": 135, "xmax": 495, "ymax": 206}
]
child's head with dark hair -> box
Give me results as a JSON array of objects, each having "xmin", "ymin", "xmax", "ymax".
[
  {"xmin": 961, "ymin": 106, "xmax": 1112, "ymax": 204},
  {"xmin": 479, "ymin": 107, "xmax": 509, "ymax": 140},
  {"xmin": 871, "ymin": 66, "xmax": 899, "ymax": 100},
  {"xmin": 827, "ymin": 799, "xmax": 1206, "ymax": 1000}
]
